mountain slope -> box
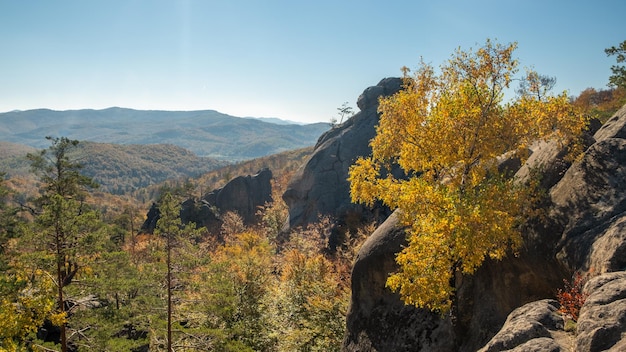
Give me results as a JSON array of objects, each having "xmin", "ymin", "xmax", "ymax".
[
  {"xmin": 0, "ymin": 141, "xmax": 226, "ymax": 195},
  {"xmin": 0, "ymin": 107, "xmax": 329, "ymax": 160}
]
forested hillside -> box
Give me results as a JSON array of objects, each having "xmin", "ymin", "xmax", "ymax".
[
  {"xmin": 0, "ymin": 141, "xmax": 226, "ymax": 195},
  {"xmin": 0, "ymin": 108, "xmax": 329, "ymax": 160},
  {"xmin": 0, "ymin": 136, "xmax": 357, "ymax": 352}
]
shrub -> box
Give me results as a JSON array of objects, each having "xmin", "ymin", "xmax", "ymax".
[{"xmin": 557, "ymin": 271, "xmax": 589, "ymax": 321}]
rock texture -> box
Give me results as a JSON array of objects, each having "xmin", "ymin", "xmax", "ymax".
[
  {"xmin": 282, "ymin": 78, "xmax": 402, "ymax": 230},
  {"xmin": 340, "ymin": 97, "xmax": 626, "ymax": 351},
  {"xmin": 343, "ymin": 211, "xmax": 456, "ymax": 351},
  {"xmin": 477, "ymin": 300, "xmax": 570, "ymax": 352},
  {"xmin": 576, "ymin": 271, "xmax": 626, "ymax": 351},
  {"xmin": 203, "ymin": 168, "xmax": 273, "ymax": 224},
  {"xmin": 142, "ymin": 168, "xmax": 272, "ymax": 233},
  {"xmin": 478, "ymin": 272, "xmax": 626, "ymax": 351}
]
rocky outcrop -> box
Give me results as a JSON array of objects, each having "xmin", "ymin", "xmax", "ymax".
[
  {"xmin": 479, "ymin": 300, "xmax": 574, "ymax": 351},
  {"xmin": 282, "ymin": 78, "xmax": 403, "ymax": 230},
  {"xmin": 343, "ymin": 211, "xmax": 456, "ymax": 351},
  {"xmin": 341, "ymin": 101, "xmax": 626, "ymax": 351},
  {"xmin": 550, "ymin": 138, "xmax": 626, "ymax": 273},
  {"xmin": 478, "ymin": 272, "xmax": 626, "ymax": 351},
  {"xmin": 576, "ymin": 271, "xmax": 626, "ymax": 351},
  {"xmin": 203, "ymin": 168, "xmax": 273, "ymax": 224},
  {"xmin": 344, "ymin": 208, "xmax": 567, "ymax": 351},
  {"xmin": 478, "ymin": 299, "xmax": 569, "ymax": 352},
  {"xmin": 141, "ymin": 168, "xmax": 272, "ymax": 233}
]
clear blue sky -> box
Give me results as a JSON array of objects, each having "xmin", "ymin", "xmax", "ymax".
[{"xmin": 1, "ymin": 1, "xmax": 624, "ymax": 124}]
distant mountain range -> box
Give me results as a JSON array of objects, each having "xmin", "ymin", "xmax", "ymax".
[{"xmin": 0, "ymin": 107, "xmax": 329, "ymax": 160}]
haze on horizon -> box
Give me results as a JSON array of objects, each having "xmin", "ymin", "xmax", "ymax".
[{"xmin": 1, "ymin": 0, "xmax": 624, "ymax": 124}]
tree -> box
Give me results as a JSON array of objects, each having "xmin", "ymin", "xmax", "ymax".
[
  {"xmin": 26, "ymin": 136, "xmax": 102, "ymax": 352},
  {"xmin": 0, "ymin": 173, "xmax": 19, "ymax": 271},
  {"xmin": 572, "ymin": 86, "xmax": 626, "ymax": 123},
  {"xmin": 202, "ymin": 229, "xmax": 275, "ymax": 351},
  {"xmin": 330, "ymin": 102, "xmax": 354, "ymax": 127},
  {"xmin": 153, "ymin": 191, "xmax": 202, "ymax": 352},
  {"xmin": 267, "ymin": 231, "xmax": 350, "ymax": 352},
  {"xmin": 516, "ymin": 71, "xmax": 556, "ymax": 100},
  {"xmin": 605, "ymin": 40, "xmax": 626, "ymax": 89},
  {"xmin": 0, "ymin": 174, "xmax": 57, "ymax": 350},
  {"xmin": 348, "ymin": 39, "xmax": 588, "ymax": 313}
]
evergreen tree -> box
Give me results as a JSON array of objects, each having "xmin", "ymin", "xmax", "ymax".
[
  {"xmin": 606, "ymin": 40, "xmax": 626, "ymax": 89},
  {"xmin": 26, "ymin": 137, "xmax": 102, "ymax": 352},
  {"xmin": 153, "ymin": 191, "xmax": 203, "ymax": 352}
]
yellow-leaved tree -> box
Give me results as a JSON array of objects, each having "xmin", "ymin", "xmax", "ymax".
[{"xmin": 348, "ymin": 39, "xmax": 588, "ymax": 313}]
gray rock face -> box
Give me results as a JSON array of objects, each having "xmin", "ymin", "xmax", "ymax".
[
  {"xmin": 343, "ymin": 211, "xmax": 456, "ymax": 352},
  {"xmin": 142, "ymin": 168, "xmax": 272, "ymax": 233},
  {"xmin": 550, "ymin": 138, "xmax": 626, "ymax": 272},
  {"xmin": 576, "ymin": 271, "xmax": 626, "ymax": 351},
  {"xmin": 479, "ymin": 272, "xmax": 626, "ymax": 351},
  {"xmin": 342, "ymin": 102, "xmax": 626, "ymax": 352},
  {"xmin": 205, "ymin": 168, "xmax": 273, "ymax": 224},
  {"xmin": 282, "ymin": 77, "xmax": 402, "ymax": 229},
  {"xmin": 478, "ymin": 300, "xmax": 568, "ymax": 352},
  {"xmin": 514, "ymin": 140, "xmax": 570, "ymax": 190},
  {"xmin": 593, "ymin": 104, "xmax": 626, "ymax": 141}
]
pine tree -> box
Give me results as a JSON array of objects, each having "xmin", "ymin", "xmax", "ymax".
[
  {"xmin": 153, "ymin": 191, "xmax": 202, "ymax": 352},
  {"xmin": 26, "ymin": 137, "xmax": 102, "ymax": 351}
]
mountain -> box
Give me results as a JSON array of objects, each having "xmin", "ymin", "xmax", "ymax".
[
  {"xmin": 0, "ymin": 141, "xmax": 226, "ymax": 195},
  {"xmin": 0, "ymin": 107, "xmax": 329, "ymax": 160},
  {"xmin": 244, "ymin": 116, "xmax": 305, "ymax": 125}
]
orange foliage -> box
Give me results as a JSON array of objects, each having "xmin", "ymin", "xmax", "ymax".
[{"xmin": 557, "ymin": 271, "xmax": 590, "ymax": 321}]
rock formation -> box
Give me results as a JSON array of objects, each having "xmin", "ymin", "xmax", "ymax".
[
  {"xmin": 343, "ymin": 211, "xmax": 456, "ymax": 351},
  {"xmin": 203, "ymin": 168, "xmax": 273, "ymax": 225},
  {"xmin": 341, "ymin": 103, "xmax": 626, "ymax": 351},
  {"xmin": 282, "ymin": 77, "xmax": 403, "ymax": 231},
  {"xmin": 141, "ymin": 168, "xmax": 272, "ymax": 233}
]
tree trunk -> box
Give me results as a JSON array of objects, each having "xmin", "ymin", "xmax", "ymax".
[
  {"xmin": 56, "ymin": 234, "xmax": 67, "ymax": 352},
  {"xmin": 167, "ymin": 234, "xmax": 173, "ymax": 352}
]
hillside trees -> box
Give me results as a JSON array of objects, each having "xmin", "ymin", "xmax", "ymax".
[
  {"xmin": 151, "ymin": 191, "xmax": 206, "ymax": 351},
  {"xmin": 0, "ymin": 133, "xmax": 369, "ymax": 349},
  {"xmin": 25, "ymin": 136, "xmax": 105, "ymax": 352},
  {"xmin": 267, "ymin": 228, "xmax": 352, "ymax": 352},
  {"xmin": 348, "ymin": 39, "xmax": 588, "ymax": 313},
  {"xmin": 572, "ymin": 86, "xmax": 626, "ymax": 123},
  {"xmin": 0, "ymin": 174, "xmax": 57, "ymax": 350},
  {"xmin": 203, "ymin": 227, "xmax": 275, "ymax": 351},
  {"xmin": 0, "ymin": 173, "xmax": 19, "ymax": 270}
]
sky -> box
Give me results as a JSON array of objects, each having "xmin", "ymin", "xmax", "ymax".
[{"xmin": 1, "ymin": 1, "xmax": 625, "ymax": 124}]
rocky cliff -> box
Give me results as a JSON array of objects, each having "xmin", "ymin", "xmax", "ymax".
[
  {"xmin": 142, "ymin": 168, "xmax": 273, "ymax": 234},
  {"xmin": 282, "ymin": 78, "xmax": 626, "ymax": 351},
  {"xmin": 282, "ymin": 78, "xmax": 402, "ymax": 234},
  {"xmin": 341, "ymin": 103, "xmax": 626, "ymax": 351}
]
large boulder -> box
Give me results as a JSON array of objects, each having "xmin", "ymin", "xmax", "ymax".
[
  {"xmin": 575, "ymin": 271, "xmax": 626, "ymax": 351},
  {"xmin": 204, "ymin": 168, "xmax": 273, "ymax": 224},
  {"xmin": 549, "ymin": 137, "xmax": 626, "ymax": 273},
  {"xmin": 282, "ymin": 78, "xmax": 402, "ymax": 230},
  {"xmin": 343, "ymin": 211, "xmax": 456, "ymax": 351},
  {"xmin": 479, "ymin": 272, "xmax": 626, "ymax": 351},
  {"xmin": 342, "ymin": 102, "xmax": 626, "ymax": 352},
  {"xmin": 477, "ymin": 299, "xmax": 569, "ymax": 352},
  {"xmin": 343, "ymin": 208, "xmax": 567, "ymax": 351},
  {"xmin": 141, "ymin": 168, "xmax": 272, "ymax": 233}
]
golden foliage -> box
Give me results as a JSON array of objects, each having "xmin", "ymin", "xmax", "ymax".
[
  {"xmin": 349, "ymin": 39, "xmax": 589, "ymax": 313},
  {"xmin": 0, "ymin": 270, "xmax": 56, "ymax": 350}
]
